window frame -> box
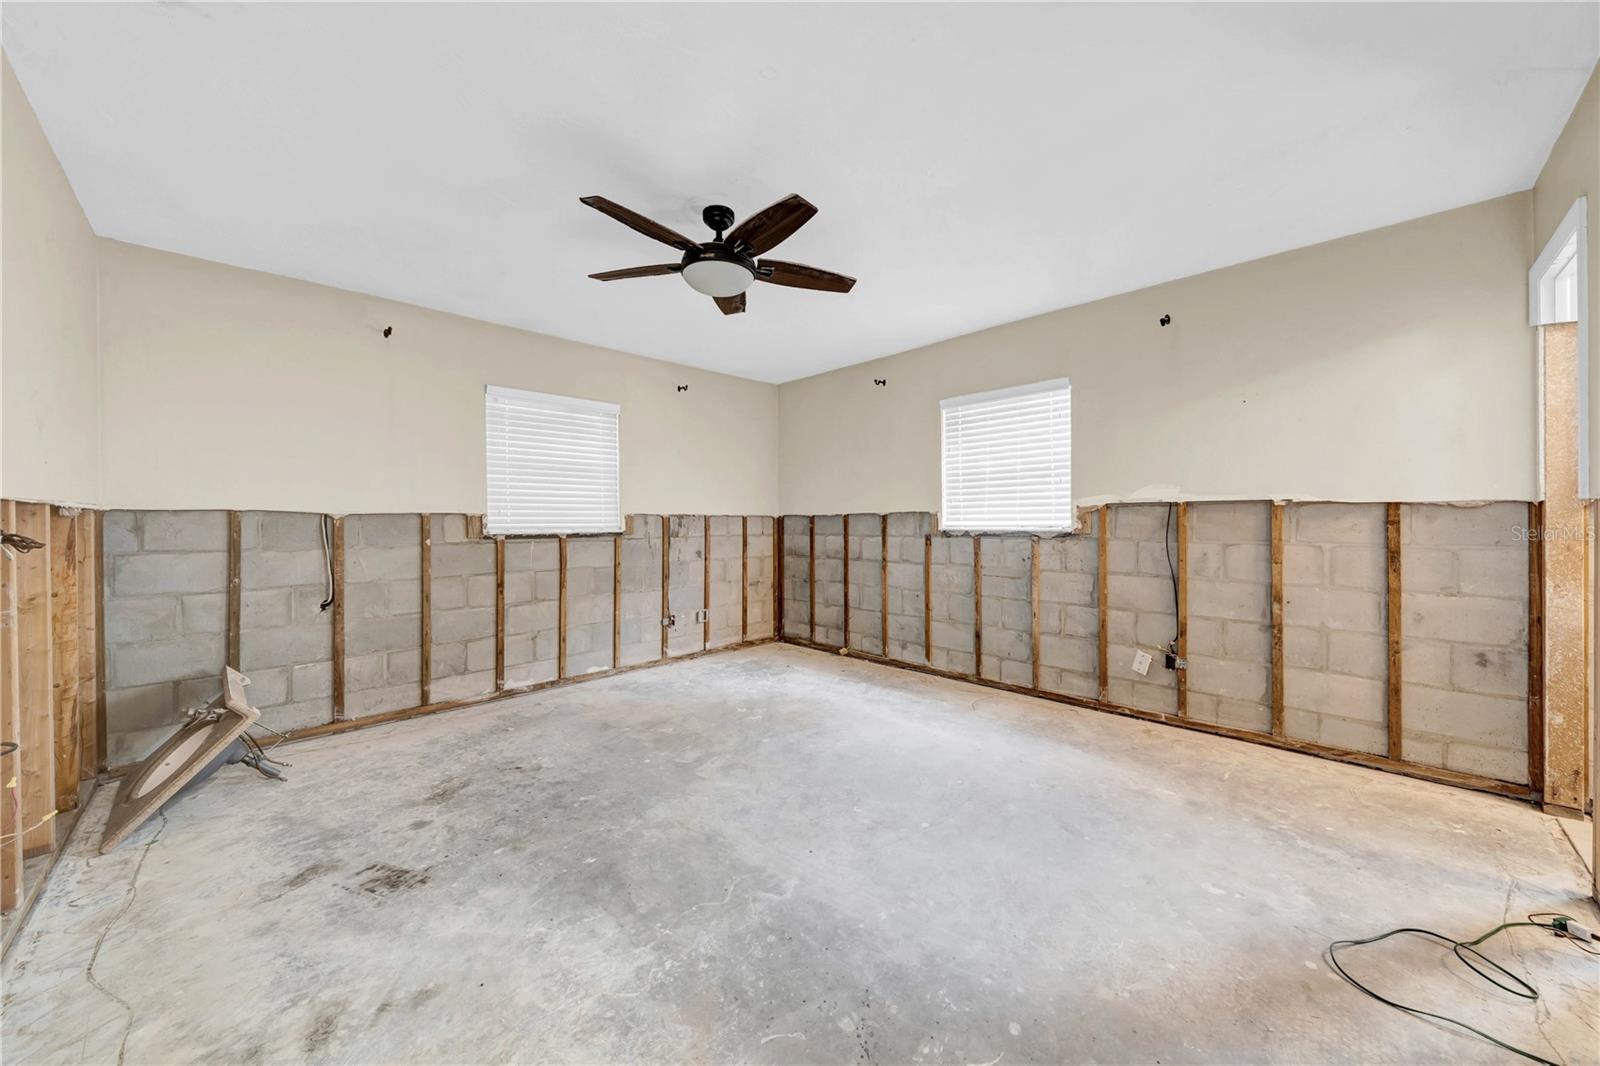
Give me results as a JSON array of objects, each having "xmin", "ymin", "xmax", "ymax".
[
  {"xmin": 939, "ymin": 377, "xmax": 1073, "ymax": 534},
  {"xmin": 484, "ymin": 384, "xmax": 623, "ymax": 537}
]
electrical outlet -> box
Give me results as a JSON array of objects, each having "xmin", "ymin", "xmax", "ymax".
[
  {"xmin": 661, "ymin": 614, "xmax": 675, "ymax": 628},
  {"xmin": 1132, "ymin": 649, "xmax": 1152, "ymax": 676},
  {"xmin": 1164, "ymin": 652, "xmax": 1188, "ymax": 671}
]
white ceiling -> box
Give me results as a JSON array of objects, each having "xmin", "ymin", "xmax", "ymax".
[{"xmin": 4, "ymin": 3, "xmax": 1596, "ymax": 383}]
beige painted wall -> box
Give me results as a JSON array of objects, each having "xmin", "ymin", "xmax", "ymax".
[
  {"xmin": 1, "ymin": 52, "xmax": 100, "ymax": 507},
  {"xmin": 1531, "ymin": 63, "xmax": 1599, "ymax": 494},
  {"xmin": 97, "ymin": 240, "xmax": 780, "ymax": 515},
  {"xmin": 779, "ymin": 194, "xmax": 1537, "ymax": 517}
]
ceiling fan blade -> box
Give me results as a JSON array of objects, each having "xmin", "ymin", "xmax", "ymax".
[
  {"xmin": 579, "ymin": 196, "xmax": 697, "ymax": 251},
  {"xmin": 726, "ymin": 194, "xmax": 817, "ymax": 256},
  {"xmin": 588, "ymin": 264, "xmax": 682, "ymax": 281},
  {"xmin": 757, "ymin": 260, "xmax": 856, "ymax": 293},
  {"xmin": 714, "ymin": 293, "xmax": 746, "ymax": 315}
]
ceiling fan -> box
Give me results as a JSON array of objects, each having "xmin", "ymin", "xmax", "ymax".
[{"xmin": 580, "ymin": 194, "xmax": 856, "ymax": 315}]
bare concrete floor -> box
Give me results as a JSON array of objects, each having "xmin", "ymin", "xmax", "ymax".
[{"xmin": 3, "ymin": 644, "xmax": 1596, "ymax": 1064}]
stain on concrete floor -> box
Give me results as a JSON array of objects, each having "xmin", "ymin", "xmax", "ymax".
[{"xmin": 2, "ymin": 644, "xmax": 1596, "ymax": 1064}]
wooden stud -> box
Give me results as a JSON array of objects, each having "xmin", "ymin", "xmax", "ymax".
[
  {"xmin": 973, "ymin": 536, "xmax": 983, "ymax": 678},
  {"xmin": 661, "ymin": 515, "xmax": 670, "ymax": 660},
  {"xmin": 15, "ymin": 502, "xmax": 55, "ymax": 855},
  {"xmin": 1097, "ymin": 506, "xmax": 1109, "ymax": 701},
  {"xmin": 49, "ymin": 510, "xmax": 80, "ymax": 815},
  {"xmin": 703, "ymin": 517, "xmax": 711, "ymax": 651},
  {"xmin": 842, "ymin": 514, "xmax": 851, "ymax": 650},
  {"xmin": 558, "ymin": 536, "xmax": 569, "ymax": 679},
  {"xmin": 1031, "ymin": 535, "xmax": 1041, "ymax": 690},
  {"xmin": 494, "ymin": 536, "xmax": 506, "ymax": 689},
  {"xmin": 93, "ymin": 511, "xmax": 106, "ymax": 774},
  {"xmin": 330, "ymin": 516, "xmax": 346, "ymax": 722},
  {"xmin": 1175, "ymin": 503, "xmax": 1188, "ymax": 717},
  {"xmin": 1, "ymin": 500, "xmax": 21, "ymax": 908},
  {"xmin": 1527, "ymin": 500, "xmax": 1546, "ymax": 798},
  {"xmin": 880, "ymin": 515, "xmax": 890, "ymax": 655},
  {"xmin": 1385, "ymin": 503, "xmax": 1403, "ymax": 760},
  {"xmin": 741, "ymin": 516, "xmax": 749, "ymax": 642},
  {"xmin": 923, "ymin": 532, "xmax": 933, "ymax": 661},
  {"xmin": 1270, "ymin": 503, "xmax": 1285, "ymax": 737},
  {"xmin": 419, "ymin": 514, "xmax": 432, "ymax": 706},
  {"xmin": 78, "ymin": 512, "xmax": 99, "ymax": 781},
  {"xmin": 226, "ymin": 511, "xmax": 242, "ymax": 671},
  {"xmin": 768, "ymin": 515, "xmax": 780, "ymax": 633},
  {"xmin": 808, "ymin": 516, "xmax": 816, "ymax": 643},
  {"xmin": 612, "ymin": 533, "xmax": 622, "ymax": 670}
]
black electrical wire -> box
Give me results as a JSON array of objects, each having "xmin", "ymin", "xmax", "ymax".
[
  {"xmin": 1327, "ymin": 913, "xmax": 1593, "ymax": 1065},
  {"xmin": 1164, "ymin": 502, "xmax": 1178, "ymax": 650}
]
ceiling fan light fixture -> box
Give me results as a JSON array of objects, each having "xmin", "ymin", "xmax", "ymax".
[{"xmin": 680, "ymin": 255, "xmax": 755, "ymax": 298}]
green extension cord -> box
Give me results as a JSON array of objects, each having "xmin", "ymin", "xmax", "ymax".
[{"xmin": 1328, "ymin": 912, "xmax": 1597, "ymax": 1065}]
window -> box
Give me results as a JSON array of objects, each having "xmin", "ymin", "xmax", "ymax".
[
  {"xmin": 940, "ymin": 378, "xmax": 1072, "ymax": 532},
  {"xmin": 485, "ymin": 385, "xmax": 621, "ymax": 535}
]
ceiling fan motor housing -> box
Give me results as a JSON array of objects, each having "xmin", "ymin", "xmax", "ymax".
[
  {"xmin": 701, "ymin": 204, "xmax": 736, "ymax": 238},
  {"xmin": 680, "ymin": 241, "xmax": 757, "ymax": 298}
]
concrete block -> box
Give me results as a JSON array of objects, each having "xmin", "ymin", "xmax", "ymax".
[
  {"xmin": 352, "ymin": 514, "xmax": 421, "ymax": 548},
  {"xmin": 241, "ymin": 625, "xmax": 331, "ymax": 671},
  {"xmin": 115, "ymin": 636, "xmax": 225, "ymax": 688},
  {"xmin": 431, "ymin": 542, "xmax": 495, "ymax": 579},
  {"xmin": 1284, "ymin": 626, "xmax": 1324, "ymax": 670},
  {"xmin": 347, "ymin": 546, "xmax": 422, "ymax": 584},
  {"xmin": 1328, "ymin": 547, "xmax": 1385, "ymax": 592},
  {"xmin": 1222, "ymin": 620, "xmax": 1271, "ymax": 662},
  {"xmin": 1403, "ymin": 548, "xmax": 1456, "ymax": 594},
  {"xmin": 1291, "ymin": 503, "xmax": 1383, "ymax": 545},
  {"xmin": 292, "ymin": 661, "xmax": 332, "ymax": 700},
  {"xmin": 106, "ymin": 597, "xmax": 180, "ymax": 644},
  {"xmin": 1317, "ymin": 715, "xmax": 1386, "ymax": 755},
  {"xmin": 114, "ymin": 552, "xmax": 228, "ymax": 596},
  {"xmin": 1326, "ymin": 631, "xmax": 1386, "ymax": 679},
  {"xmin": 1401, "ymin": 641, "xmax": 1451, "ymax": 688},
  {"xmin": 1442, "ymin": 742, "xmax": 1527, "ymax": 784},
  {"xmin": 240, "ymin": 587, "xmax": 292, "ymax": 629},
  {"xmin": 1402, "ymin": 685, "xmax": 1526, "ymax": 748},
  {"xmin": 1111, "ymin": 504, "xmax": 1167, "ymax": 541},
  {"xmin": 432, "ymin": 607, "xmax": 496, "ymax": 644},
  {"xmin": 1324, "ymin": 588, "xmax": 1384, "ymax": 633},
  {"xmin": 345, "ymin": 616, "xmax": 417, "ymax": 658},
  {"xmin": 1448, "ymin": 644, "xmax": 1526, "ymax": 698},
  {"xmin": 1457, "ymin": 549, "xmax": 1527, "ymax": 600},
  {"xmin": 258, "ymin": 512, "xmax": 324, "ymax": 552},
  {"xmin": 141, "ymin": 510, "xmax": 228, "ymax": 552},
  {"xmin": 1188, "ymin": 657, "xmax": 1267, "ymax": 702},
  {"xmin": 105, "ymin": 682, "xmax": 180, "ymax": 733},
  {"xmin": 1403, "ymin": 593, "xmax": 1526, "ymax": 646},
  {"xmin": 181, "ymin": 593, "xmax": 228, "ymax": 635},
  {"xmin": 1409, "ymin": 502, "xmax": 1524, "ymax": 548},
  {"xmin": 1188, "ymin": 579, "xmax": 1267, "ymax": 622},
  {"xmin": 244, "ymin": 665, "xmax": 290, "ymax": 707},
  {"xmin": 1112, "ymin": 573, "xmax": 1176, "ymax": 615},
  {"xmin": 244, "ymin": 549, "xmax": 328, "ymax": 588},
  {"xmin": 1284, "ymin": 544, "xmax": 1324, "ymax": 586},
  {"xmin": 102, "ymin": 511, "xmax": 141, "ymax": 554},
  {"xmin": 1221, "ymin": 543, "xmax": 1269, "ymax": 583}
]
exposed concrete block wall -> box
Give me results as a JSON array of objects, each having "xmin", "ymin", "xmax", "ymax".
[
  {"xmin": 884, "ymin": 512, "xmax": 932, "ymax": 664},
  {"xmin": 667, "ymin": 515, "xmax": 705, "ymax": 657},
  {"xmin": 1185, "ymin": 502, "xmax": 1272, "ymax": 732},
  {"xmin": 618, "ymin": 515, "xmax": 663, "ymax": 668},
  {"xmin": 240, "ymin": 511, "xmax": 334, "ymax": 732},
  {"xmin": 928, "ymin": 534, "xmax": 976, "ymax": 675},
  {"xmin": 1036, "ymin": 510, "xmax": 1099, "ymax": 700},
  {"xmin": 707, "ymin": 517, "xmax": 743, "ymax": 649},
  {"xmin": 744, "ymin": 516, "xmax": 776, "ymax": 642},
  {"xmin": 503, "ymin": 537, "xmax": 559, "ymax": 687},
  {"xmin": 343, "ymin": 514, "xmax": 421, "ymax": 719},
  {"xmin": 846, "ymin": 514, "xmax": 884, "ymax": 657},
  {"xmin": 1282, "ymin": 503, "xmax": 1388, "ymax": 754},
  {"xmin": 812, "ymin": 515, "xmax": 845, "ymax": 647},
  {"xmin": 565, "ymin": 536, "xmax": 615, "ymax": 675},
  {"xmin": 429, "ymin": 514, "xmax": 497, "ymax": 701},
  {"xmin": 1400, "ymin": 503, "xmax": 1530, "ymax": 783},
  {"xmin": 782, "ymin": 515, "xmax": 811, "ymax": 641},
  {"xmin": 1105, "ymin": 503, "xmax": 1179, "ymax": 714},
  {"xmin": 102, "ymin": 510, "xmax": 228, "ymax": 764},
  {"xmin": 979, "ymin": 535, "xmax": 1033, "ymax": 685}
]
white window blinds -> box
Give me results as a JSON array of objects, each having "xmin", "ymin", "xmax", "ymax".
[
  {"xmin": 485, "ymin": 385, "xmax": 621, "ymax": 535},
  {"xmin": 940, "ymin": 378, "xmax": 1072, "ymax": 532}
]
